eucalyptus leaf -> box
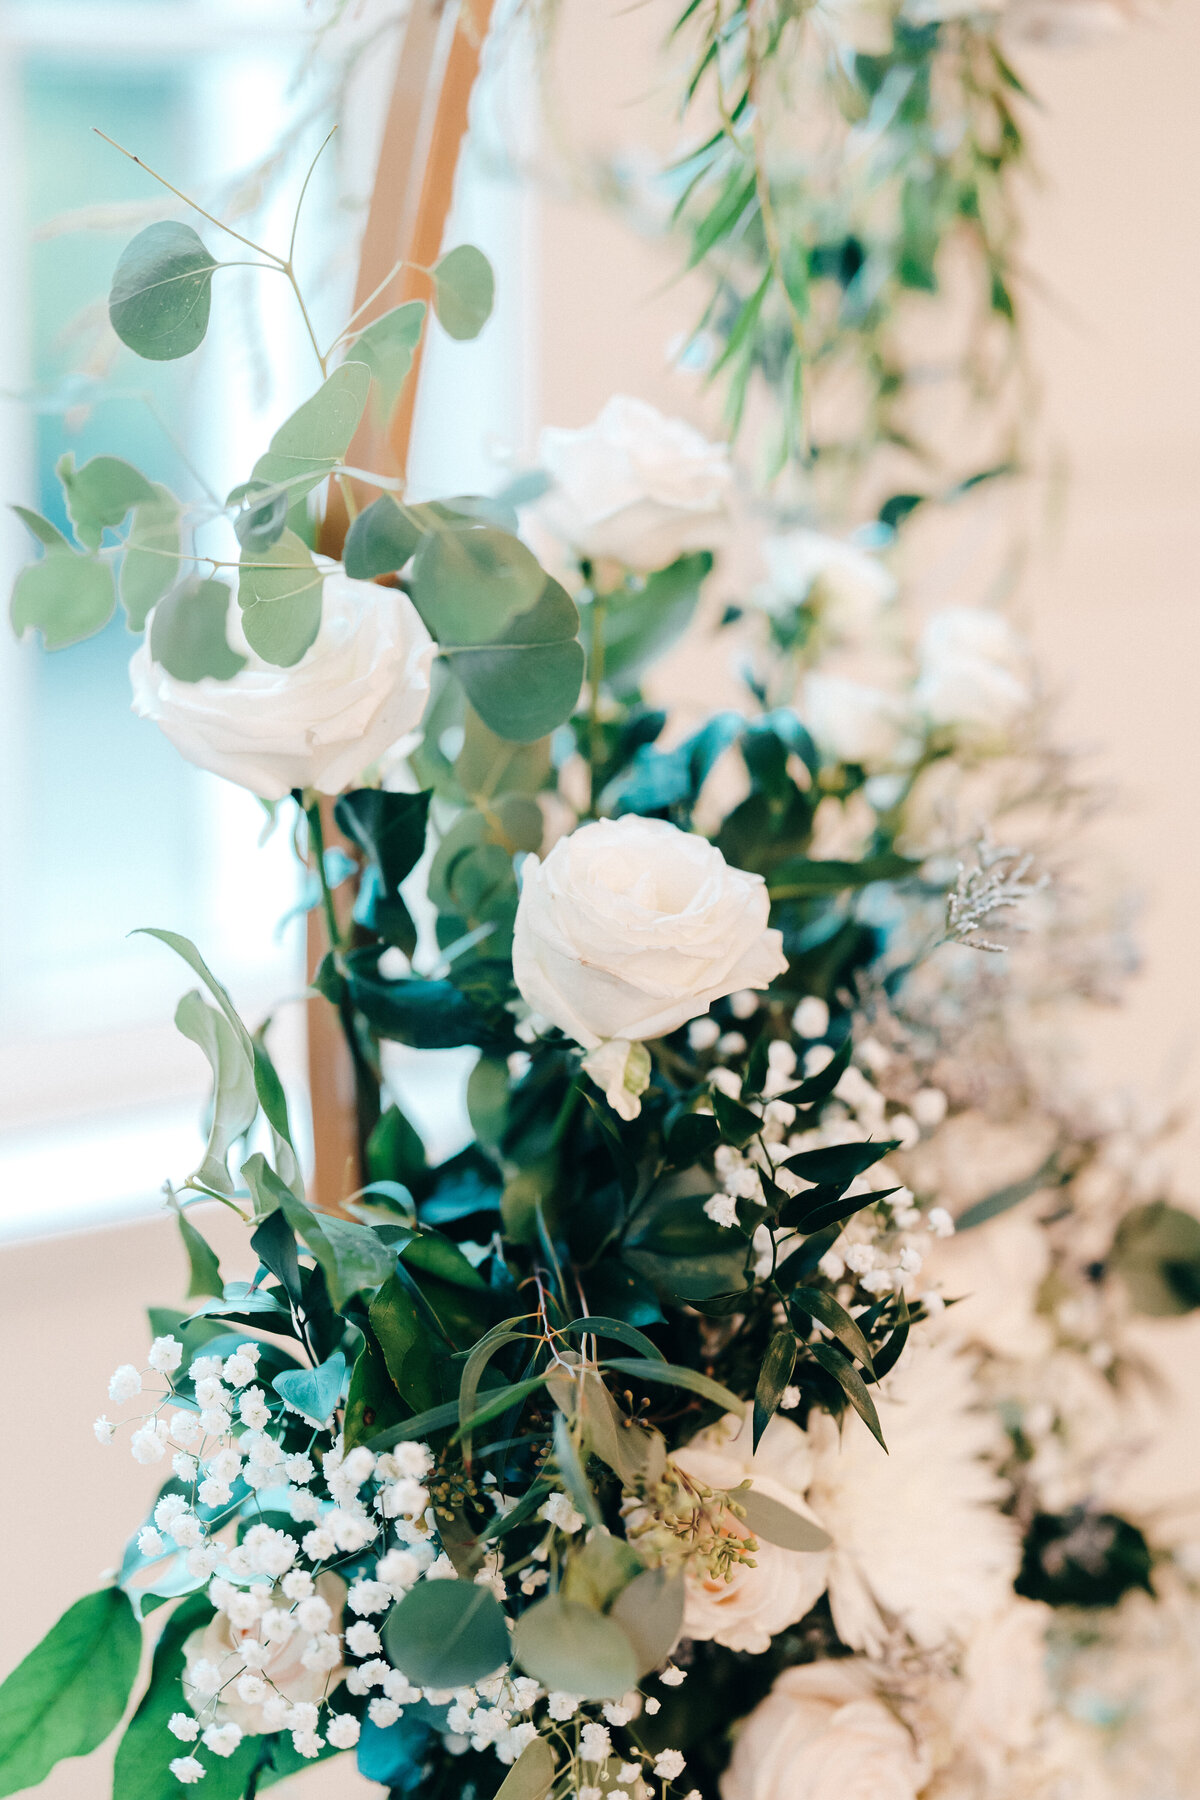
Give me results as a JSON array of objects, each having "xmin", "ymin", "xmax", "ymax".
[
  {"xmin": 151, "ymin": 578, "xmax": 245, "ymax": 682},
  {"xmin": 608, "ymin": 1566, "xmax": 686, "ymax": 1676},
  {"xmin": 251, "ymin": 361, "xmax": 370, "ymax": 502},
  {"xmin": 354, "ymin": 300, "xmax": 426, "ymax": 417},
  {"xmin": 121, "ymin": 486, "xmax": 182, "ymax": 630},
  {"xmin": 513, "ymin": 1594, "xmax": 638, "ymax": 1700},
  {"xmin": 411, "ymin": 522, "xmax": 547, "ymax": 645},
  {"xmin": 737, "ymin": 1487, "xmax": 831, "ymax": 1552},
  {"xmin": 0, "ymin": 1587, "xmax": 141, "ymax": 1797},
  {"xmin": 10, "ymin": 549, "xmax": 115, "ymax": 649},
  {"xmin": 109, "ymin": 221, "xmax": 219, "ymax": 361},
  {"xmin": 491, "ymin": 1736, "xmax": 556, "ymax": 1800},
  {"xmin": 238, "ymin": 528, "xmax": 323, "ymax": 667},
  {"xmin": 442, "ymin": 575, "xmax": 584, "ymax": 744},
  {"xmin": 343, "ymin": 494, "xmax": 423, "ymax": 580},
  {"xmin": 11, "ymin": 505, "xmax": 69, "ymax": 552},
  {"xmin": 432, "ymin": 244, "xmax": 495, "ymax": 340},
  {"xmin": 382, "ymin": 1577, "xmax": 510, "ymax": 1687},
  {"xmin": 57, "ymin": 452, "xmax": 156, "ymax": 550}
]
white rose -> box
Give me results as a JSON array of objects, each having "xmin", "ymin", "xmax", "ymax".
[
  {"xmin": 722, "ymin": 1662, "xmax": 928, "ymax": 1800},
  {"xmin": 954, "ymin": 1600, "xmax": 1051, "ymax": 1777},
  {"xmin": 182, "ymin": 1572, "xmax": 346, "ymax": 1733},
  {"xmin": 761, "ymin": 530, "xmax": 895, "ymax": 642},
  {"xmin": 512, "ymin": 818, "xmax": 786, "ymax": 1113},
  {"xmin": 672, "ymin": 1408, "xmax": 829, "ymax": 1654},
  {"xmin": 130, "ymin": 565, "xmax": 434, "ymax": 799},
  {"xmin": 914, "ymin": 608, "xmax": 1030, "ymax": 743},
  {"xmin": 533, "ymin": 395, "xmax": 733, "ymax": 572},
  {"xmin": 802, "ymin": 673, "xmax": 909, "ymax": 768}
]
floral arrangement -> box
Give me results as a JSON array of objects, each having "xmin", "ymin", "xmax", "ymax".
[{"xmin": 1, "ymin": 7, "xmax": 1197, "ymax": 1800}]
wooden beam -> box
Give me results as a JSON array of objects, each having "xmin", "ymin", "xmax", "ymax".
[{"xmin": 306, "ymin": 0, "xmax": 496, "ymax": 1214}]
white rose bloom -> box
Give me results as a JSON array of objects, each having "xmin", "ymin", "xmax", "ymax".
[
  {"xmin": 802, "ymin": 673, "xmax": 909, "ymax": 769},
  {"xmin": 806, "ymin": 1337, "xmax": 1018, "ymax": 1657},
  {"xmin": 761, "ymin": 530, "xmax": 896, "ymax": 642},
  {"xmin": 182, "ymin": 1572, "xmax": 346, "ymax": 1733},
  {"xmin": 953, "ymin": 1599, "xmax": 1051, "ymax": 1781},
  {"xmin": 914, "ymin": 608, "xmax": 1030, "ymax": 743},
  {"xmin": 671, "ymin": 1408, "xmax": 829, "ymax": 1655},
  {"xmin": 512, "ymin": 818, "xmax": 786, "ymax": 1114},
  {"xmin": 533, "ymin": 395, "xmax": 733, "ymax": 572},
  {"xmin": 130, "ymin": 565, "xmax": 434, "ymax": 799},
  {"xmin": 722, "ymin": 1662, "xmax": 928, "ymax": 1800}
]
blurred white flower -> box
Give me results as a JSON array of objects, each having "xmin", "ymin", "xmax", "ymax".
[
  {"xmin": 802, "ymin": 673, "xmax": 909, "ymax": 769},
  {"xmin": 807, "ymin": 1338, "xmax": 1018, "ymax": 1655},
  {"xmin": 914, "ymin": 608, "xmax": 1030, "ymax": 744},
  {"xmin": 760, "ymin": 529, "xmax": 896, "ymax": 643},
  {"xmin": 533, "ymin": 395, "xmax": 732, "ymax": 572},
  {"xmin": 722, "ymin": 1662, "xmax": 928, "ymax": 1800}
]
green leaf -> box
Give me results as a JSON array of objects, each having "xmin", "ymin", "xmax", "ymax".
[
  {"xmin": 602, "ymin": 1357, "xmax": 743, "ymax": 1414},
  {"xmin": 808, "ymin": 1341, "xmax": 886, "ymax": 1448},
  {"xmin": 738, "ymin": 1487, "xmax": 831, "ymax": 1553},
  {"xmin": 458, "ymin": 1322, "xmax": 527, "ymax": 1458},
  {"xmin": 601, "ymin": 552, "xmax": 711, "ymax": 692},
  {"xmin": 250, "ymin": 1207, "xmax": 302, "ymax": 1307},
  {"xmin": 171, "ymin": 1197, "xmax": 223, "ymax": 1300},
  {"xmin": 343, "ymin": 494, "xmax": 423, "ymax": 581},
  {"xmin": 121, "ymin": 487, "xmax": 183, "ymax": 630},
  {"xmin": 563, "ymin": 1317, "xmax": 666, "ymax": 1362},
  {"xmin": 57, "ymin": 452, "xmax": 156, "ymax": 551},
  {"xmin": 753, "ymin": 1328, "xmax": 796, "ymax": 1449},
  {"xmin": 955, "ymin": 1151, "xmax": 1062, "ymax": 1231},
  {"xmin": 366, "ymin": 1398, "xmax": 462, "ymax": 1451},
  {"xmin": 334, "ymin": 788, "xmax": 431, "ymax": 948},
  {"xmin": 791, "ymin": 1286, "xmax": 876, "ymax": 1375},
  {"xmin": 454, "ymin": 1375, "xmax": 548, "ymax": 1439},
  {"xmin": 342, "ymin": 953, "xmax": 512, "ymax": 1050},
  {"xmin": 546, "ymin": 1366, "xmax": 666, "ymax": 1490},
  {"xmin": 513, "ymin": 1594, "xmax": 637, "ymax": 1700},
  {"xmin": 109, "ymin": 221, "xmax": 219, "ymax": 361},
  {"xmin": 238, "ymin": 528, "xmax": 323, "ymax": 667},
  {"xmin": 11, "ymin": 505, "xmax": 69, "ymax": 551},
  {"xmin": 561, "ymin": 1529, "xmax": 642, "ymax": 1609},
  {"xmin": 383, "ymin": 1578, "xmax": 510, "ymax": 1687},
  {"xmin": 608, "ymin": 1566, "xmax": 686, "ymax": 1676},
  {"xmin": 1110, "ymin": 1201, "xmax": 1200, "ymax": 1316},
  {"xmin": 412, "ymin": 522, "xmax": 547, "ymax": 646},
  {"xmin": 713, "ymin": 1088, "xmax": 763, "ymax": 1148},
  {"xmin": 10, "ymin": 548, "xmax": 115, "ymax": 649},
  {"xmin": 273, "ymin": 1177, "xmax": 394, "ymax": 1310},
  {"xmin": 491, "ymin": 1736, "xmax": 556, "ymax": 1800},
  {"xmin": 369, "ymin": 1276, "xmax": 443, "ymax": 1413},
  {"xmin": 354, "ymin": 300, "xmax": 426, "ymax": 417},
  {"xmin": 174, "ymin": 987, "xmax": 257, "ymax": 1194},
  {"xmin": 228, "ymin": 480, "xmax": 289, "ymax": 555},
  {"xmin": 251, "ymin": 361, "xmax": 370, "ymax": 503},
  {"xmin": 114, "ymin": 1595, "xmax": 260, "ymax": 1799},
  {"xmin": 780, "ymin": 1139, "xmax": 900, "ymax": 1190},
  {"xmin": 442, "ymin": 576, "xmax": 585, "ymax": 744},
  {"xmin": 432, "ymin": 244, "xmax": 495, "ymax": 340},
  {"xmin": 149, "ymin": 577, "xmax": 245, "ymax": 682},
  {"xmin": 274, "ymin": 1350, "xmax": 345, "ymax": 1425},
  {"xmin": 0, "ymin": 1587, "xmax": 140, "ymax": 1797},
  {"xmin": 140, "ymin": 928, "xmax": 300, "ymax": 1193},
  {"xmin": 768, "ymin": 852, "xmax": 921, "ymax": 900}
]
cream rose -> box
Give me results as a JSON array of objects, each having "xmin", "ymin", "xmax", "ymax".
[
  {"xmin": 533, "ymin": 395, "xmax": 733, "ymax": 572},
  {"xmin": 802, "ymin": 672, "xmax": 909, "ymax": 769},
  {"xmin": 130, "ymin": 565, "xmax": 434, "ymax": 799},
  {"xmin": 511, "ymin": 817, "xmax": 787, "ymax": 1114},
  {"xmin": 914, "ymin": 608, "xmax": 1030, "ymax": 743},
  {"xmin": 672, "ymin": 1408, "xmax": 829, "ymax": 1654},
  {"xmin": 181, "ymin": 1572, "xmax": 346, "ymax": 1733},
  {"xmin": 761, "ymin": 530, "xmax": 896, "ymax": 642},
  {"xmin": 722, "ymin": 1663, "xmax": 928, "ymax": 1800}
]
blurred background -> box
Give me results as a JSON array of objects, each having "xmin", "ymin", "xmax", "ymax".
[{"xmin": 1, "ymin": 1, "xmax": 1198, "ymax": 1792}]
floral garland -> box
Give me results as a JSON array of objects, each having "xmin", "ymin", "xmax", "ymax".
[{"xmin": 1, "ymin": 8, "xmax": 1196, "ymax": 1800}]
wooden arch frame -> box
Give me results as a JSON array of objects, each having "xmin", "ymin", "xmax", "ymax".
[{"xmin": 308, "ymin": 0, "xmax": 496, "ymax": 1213}]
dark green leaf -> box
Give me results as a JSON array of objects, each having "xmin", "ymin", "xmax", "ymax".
[
  {"xmin": 713, "ymin": 1088, "xmax": 762, "ymax": 1148},
  {"xmin": 563, "ymin": 1317, "xmax": 665, "ymax": 1362},
  {"xmin": 808, "ymin": 1341, "xmax": 886, "ymax": 1448},
  {"xmin": 343, "ymin": 952, "xmax": 511, "ymax": 1050},
  {"xmin": 458, "ymin": 1323, "xmax": 527, "ymax": 1457},
  {"xmin": 274, "ymin": 1350, "xmax": 345, "ymax": 1425},
  {"xmin": 383, "ymin": 1577, "xmax": 510, "ymax": 1687},
  {"xmin": 768, "ymin": 852, "xmax": 920, "ymax": 900},
  {"xmin": 343, "ymin": 494, "xmax": 422, "ymax": 580},
  {"xmin": 432, "ymin": 245, "xmax": 495, "ymax": 340},
  {"xmin": 791, "ymin": 1286, "xmax": 876, "ymax": 1374},
  {"xmin": 601, "ymin": 553, "xmax": 711, "ymax": 691},
  {"xmin": 753, "ymin": 1329, "xmax": 796, "ymax": 1449},
  {"xmin": 0, "ymin": 1588, "xmax": 140, "ymax": 1797},
  {"xmin": 776, "ymin": 1036, "xmax": 853, "ymax": 1106},
  {"xmin": 780, "ymin": 1139, "xmax": 900, "ymax": 1189},
  {"xmin": 1110, "ymin": 1201, "xmax": 1200, "ymax": 1316},
  {"xmin": 171, "ymin": 1198, "xmax": 223, "ymax": 1300},
  {"xmin": 369, "ymin": 1276, "xmax": 443, "ymax": 1412},
  {"xmin": 602, "ymin": 1357, "xmax": 742, "ymax": 1414},
  {"xmin": 109, "ymin": 222, "xmax": 219, "ymax": 361},
  {"xmin": 513, "ymin": 1594, "xmax": 638, "ymax": 1701},
  {"xmin": 412, "ymin": 522, "xmax": 547, "ymax": 645},
  {"xmin": 272, "ymin": 1175, "xmax": 393, "ymax": 1309},
  {"xmin": 666, "ymin": 1110, "xmax": 721, "ymax": 1165}
]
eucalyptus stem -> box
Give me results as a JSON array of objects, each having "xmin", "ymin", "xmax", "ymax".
[
  {"xmin": 586, "ymin": 592, "xmax": 606, "ymax": 817},
  {"xmin": 305, "ymin": 796, "xmax": 344, "ymax": 957}
]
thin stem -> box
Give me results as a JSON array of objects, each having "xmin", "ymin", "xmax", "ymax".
[
  {"xmin": 288, "ymin": 126, "xmax": 337, "ymax": 268},
  {"xmin": 284, "ymin": 267, "xmax": 328, "ymax": 379},
  {"xmin": 324, "ymin": 256, "xmax": 411, "ymax": 357},
  {"xmin": 586, "ymin": 591, "xmax": 606, "ymax": 817},
  {"xmin": 305, "ymin": 797, "xmax": 344, "ymax": 956},
  {"xmin": 93, "ymin": 130, "xmax": 283, "ymax": 264}
]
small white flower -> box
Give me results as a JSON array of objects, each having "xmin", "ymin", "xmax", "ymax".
[
  {"xmin": 791, "ymin": 996, "xmax": 829, "ymax": 1040},
  {"xmin": 645, "ymin": 1697, "xmax": 661, "ymax": 1715},
  {"xmin": 108, "ymin": 1365, "xmax": 142, "ymax": 1404},
  {"xmin": 844, "ymin": 1244, "xmax": 876, "ymax": 1275},
  {"xmin": 169, "ymin": 1411, "xmax": 201, "ymax": 1446},
  {"xmin": 326, "ymin": 1714, "xmax": 361, "ymax": 1749},
  {"xmin": 149, "ymin": 1336, "xmax": 184, "ymax": 1374},
  {"xmin": 169, "ymin": 1755, "xmax": 205, "ymax": 1784},
  {"xmin": 168, "ymin": 1713, "xmax": 200, "ymax": 1742},
  {"xmin": 546, "ymin": 1692, "xmax": 580, "ymax": 1721},
  {"xmin": 703, "ymin": 1193, "xmax": 741, "ymax": 1230},
  {"xmin": 618, "ymin": 1764, "xmax": 641, "ymax": 1783},
  {"xmin": 580, "ymin": 1723, "xmax": 612, "ymax": 1763},
  {"xmin": 194, "ymin": 1377, "xmax": 230, "ymax": 1412},
  {"xmin": 130, "ymin": 1425, "xmax": 167, "ymax": 1465},
  {"xmin": 93, "ymin": 1415, "xmax": 116, "ymax": 1446},
  {"xmin": 654, "ymin": 1749, "xmax": 686, "ymax": 1780},
  {"xmin": 779, "ymin": 1386, "xmax": 802, "ymax": 1411},
  {"xmin": 369, "ymin": 1698, "xmax": 401, "ymax": 1728},
  {"xmin": 927, "ymin": 1207, "xmax": 955, "ymax": 1238},
  {"xmin": 291, "ymin": 1729, "xmax": 324, "ymax": 1760},
  {"xmin": 348, "ymin": 1578, "xmax": 392, "ymax": 1616},
  {"xmin": 236, "ymin": 1673, "xmax": 268, "ymax": 1705},
  {"xmin": 911, "ymin": 1087, "xmax": 948, "ymax": 1130},
  {"xmin": 898, "ymin": 1246, "xmax": 924, "ymax": 1275},
  {"xmin": 688, "ymin": 1017, "xmax": 721, "ymax": 1052},
  {"xmin": 538, "ymin": 1492, "xmax": 585, "ymax": 1535},
  {"xmin": 345, "ymin": 1620, "xmax": 382, "ymax": 1657},
  {"xmin": 201, "ymin": 1723, "xmax": 243, "ymax": 1759},
  {"xmin": 300, "ymin": 1633, "xmax": 343, "ymax": 1673},
  {"xmin": 295, "ymin": 1595, "xmax": 333, "ymax": 1635},
  {"xmin": 238, "ymin": 1388, "xmax": 271, "ymax": 1431},
  {"xmin": 660, "ymin": 1666, "xmax": 686, "ymax": 1687},
  {"xmin": 137, "ymin": 1527, "xmax": 165, "ymax": 1558}
]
